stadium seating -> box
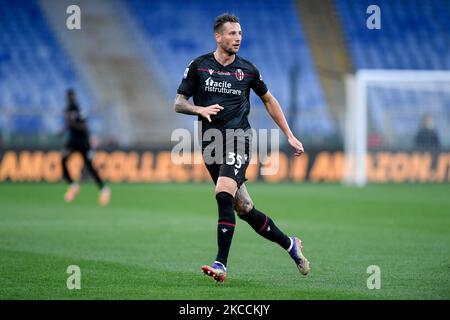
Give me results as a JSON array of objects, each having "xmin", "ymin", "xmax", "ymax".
[
  {"xmin": 124, "ymin": 0, "xmax": 336, "ymax": 137},
  {"xmin": 0, "ymin": 0, "xmax": 93, "ymax": 136},
  {"xmin": 1, "ymin": 0, "xmax": 448, "ymax": 147},
  {"xmin": 335, "ymin": 0, "xmax": 450, "ymax": 147},
  {"xmin": 336, "ymin": 0, "xmax": 449, "ymax": 70}
]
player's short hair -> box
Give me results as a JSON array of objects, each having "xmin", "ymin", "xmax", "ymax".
[{"xmin": 214, "ymin": 13, "xmax": 240, "ymax": 33}]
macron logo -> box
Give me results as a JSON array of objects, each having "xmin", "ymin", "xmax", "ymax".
[
  {"xmin": 208, "ymin": 69, "xmax": 214, "ymax": 75},
  {"xmin": 221, "ymin": 228, "xmax": 228, "ymax": 233}
]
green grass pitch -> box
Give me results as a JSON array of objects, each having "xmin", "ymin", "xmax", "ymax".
[{"xmin": 0, "ymin": 182, "xmax": 449, "ymax": 299}]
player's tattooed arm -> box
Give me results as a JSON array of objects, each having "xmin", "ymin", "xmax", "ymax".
[
  {"xmin": 174, "ymin": 94, "xmax": 199, "ymax": 115},
  {"xmin": 260, "ymin": 91, "xmax": 304, "ymax": 156},
  {"xmin": 174, "ymin": 94, "xmax": 223, "ymax": 122}
]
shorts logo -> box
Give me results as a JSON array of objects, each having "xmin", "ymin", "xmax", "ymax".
[
  {"xmin": 235, "ymin": 68, "xmax": 244, "ymax": 81},
  {"xmin": 208, "ymin": 69, "xmax": 214, "ymax": 75}
]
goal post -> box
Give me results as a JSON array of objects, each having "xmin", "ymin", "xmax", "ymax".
[{"xmin": 344, "ymin": 70, "xmax": 450, "ymax": 186}]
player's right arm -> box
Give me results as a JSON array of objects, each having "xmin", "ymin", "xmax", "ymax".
[
  {"xmin": 174, "ymin": 94, "xmax": 223, "ymax": 122},
  {"xmin": 174, "ymin": 58, "xmax": 222, "ymax": 122}
]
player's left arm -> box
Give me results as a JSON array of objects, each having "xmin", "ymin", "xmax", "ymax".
[{"xmin": 260, "ymin": 91, "xmax": 304, "ymax": 156}]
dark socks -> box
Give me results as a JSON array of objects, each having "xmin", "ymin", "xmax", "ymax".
[
  {"xmin": 82, "ymin": 154, "xmax": 105, "ymax": 189},
  {"xmin": 215, "ymin": 192, "xmax": 236, "ymax": 267},
  {"xmin": 62, "ymin": 156, "xmax": 73, "ymax": 184},
  {"xmin": 239, "ymin": 207, "xmax": 291, "ymax": 250},
  {"xmin": 62, "ymin": 152, "xmax": 105, "ymax": 189}
]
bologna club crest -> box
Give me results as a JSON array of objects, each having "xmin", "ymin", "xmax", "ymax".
[{"xmin": 235, "ymin": 69, "xmax": 244, "ymax": 81}]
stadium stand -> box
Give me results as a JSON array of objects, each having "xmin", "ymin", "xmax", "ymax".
[
  {"xmin": 124, "ymin": 0, "xmax": 336, "ymax": 139},
  {"xmin": 0, "ymin": 0, "xmax": 94, "ymax": 140},
  {"xmin": 336, "ymin": 0, "xmax": 449, "ymax": 70},
  {"xmin": 336, "ymin": 0, "xmax": 450, "ymax": 148},
  {"xmin": 1, "ymin": 0, "xmax": 448, "ymax": 148}
]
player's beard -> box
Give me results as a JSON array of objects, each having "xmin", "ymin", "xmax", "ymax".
[{"xmin": 222, "ymin": 44, "xmax": 238, "ymax": 55}]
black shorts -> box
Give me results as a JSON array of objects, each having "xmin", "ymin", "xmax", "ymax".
[
  {"xmin": 63, "ymin": 144, "xmax": 94, "ymax": 162},
  {"xmin": 66, "ymin": 138, "xmax": 90, "ymax": 153},
  {"xmin": 202, "ymin": 133, "xmax": 251, "ymax": 188}
]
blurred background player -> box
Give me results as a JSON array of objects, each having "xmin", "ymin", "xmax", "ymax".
[
  {"xmin": 175, "ymin": 13, "xmax": 310, "ymax": 283},
  {"xmin": 61, "ymin": 89, "xmax": 110, "ymax": 205},
  {"xmin": 415, "ymin": 114, "xmax": 441, "ymax": 152}
]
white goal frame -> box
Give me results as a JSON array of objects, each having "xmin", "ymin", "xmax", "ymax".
[{"xmin": 344, "ymin": 69, "xmax": 450, "ymax": 186}]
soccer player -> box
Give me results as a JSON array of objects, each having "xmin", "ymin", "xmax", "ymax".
[
  {"xmin": 61, "ymin": 89, "xmax": 110, "ymax": 206},
  {"xmin": 174, "ymin": 14, "xmax": 310, "ymax": 283}
]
